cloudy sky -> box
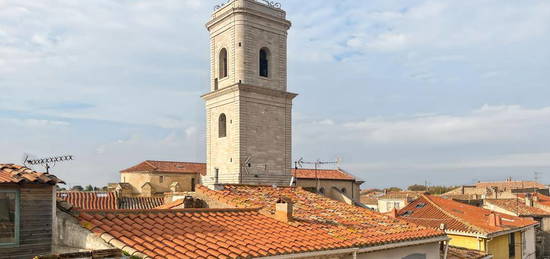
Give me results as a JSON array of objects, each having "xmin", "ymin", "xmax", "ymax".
[{"xmin": 1, "ymin": 0, "xmax": 550, "ymax": 189}]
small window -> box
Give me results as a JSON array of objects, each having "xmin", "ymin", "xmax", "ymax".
[
  {"xmin": 214, "ymin": 168, "xmax": 219, "ymax": 184},
  {"xmin": 416, "ymin": 203, "xmax": 426, "ymax": 208},
  {"xmin": 219, "ymin": 114, "xmax": 227, "ymax": 138},
  {"xmin": 191, "ymin": 178, "xmax": 196, "ymax": 192},
  {"xmin": 0, "ymin": 190, "xmax": 19, "ymax": 245},
  {"xmin": 219, "ymin": 48, "xmax": 228, "ymax": 78},
  {"xmin": 159, "ymin": 176, "xmax": 164, "ymax": 183},
  {"xmin": 259, "ymin": 48, "xmax": 269, "ymax": 77},
  {"xmin": 319, "ymin": 187, "xmax": 325, "ymax": 194},
  {"xmin": 402, "ymin": 210, "xmax": 413, "ymax": 217},
  {"xmin": 341, "ymin": 188, "xmax": 347, "ymax": 194}
]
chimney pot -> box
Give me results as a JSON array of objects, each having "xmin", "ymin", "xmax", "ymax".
[{"xmin": 275, "ymin": 197, "xmax": 293, "ymax": 223}]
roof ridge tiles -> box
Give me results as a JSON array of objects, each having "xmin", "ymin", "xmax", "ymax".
[{"xmin": 409, "ymin": 195, "xmax": 486, "ymax": 235}]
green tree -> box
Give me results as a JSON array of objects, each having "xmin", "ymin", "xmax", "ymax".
[
  {"xmin": 71, "ymin": 185, "xmax": 84, "ymax": 191},
  {"xmin": 84, "ymin": 185, "xmax": 94, "ymax": 191},
  {"xmin": 408, "ymin": 184, "xmax": 427, "ymax": 191}
]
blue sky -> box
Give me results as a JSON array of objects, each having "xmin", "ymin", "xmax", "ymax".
[{"xmin": 1, "ymin": 0, "xmax": 550, "ymax": 188}]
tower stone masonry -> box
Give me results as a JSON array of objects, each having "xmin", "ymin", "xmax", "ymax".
[{"xmin": 202, "ymin": 0, "xmax": 296, "ymax": 188}]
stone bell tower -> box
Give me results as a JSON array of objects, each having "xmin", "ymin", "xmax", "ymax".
[{"xmin": 202, "ymin": 0, "xmax": 296, "ymax": 188}]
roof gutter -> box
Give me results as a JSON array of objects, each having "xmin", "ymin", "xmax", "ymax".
[
  {"xmin": 257, "ymin": 247, "xmax": 359, "ymax": 259},
  {"xmin": 357, "ymin": 235, "xmax": 449, "ymax": 253},
  {"xmin": 445, "ymin": 224, "xmax": 537, "ymax": 239},
  {"xmin": 259, "ymin": 235, "xmax": 448, "ymax": 259},
  {"xmin": 486, "ymin": 224, "xmax": 537, "ymax": 239}
]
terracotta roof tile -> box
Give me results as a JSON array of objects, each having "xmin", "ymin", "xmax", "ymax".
[
  {"xmin": 485, "ymin": 198, "xmax": 550, "ymax": 216},
  {"xmin": 77, "ymin": 208, "xmax": 354, "ymax": 258},
  {"xmin": 57, "ymin": 191, "xmax": 165, "ymax": 210},
  {"xmin": 121, "ymin": 160, "xmax": 206, "ymax": 175},
  {"xmin": 447, "ymin": 245, "xmax": 491, "ymax": 259},
  {"xmin": 195, "ymin": 185, "xmax": 445, "ymax": 247},
  {"xmin": 398, "ymin": 194, "xmax": 537, "ymax": 235},
  {"xmin": 0, "ymin": 163, "xmax": 64, "ymax": 184},
  {"xmin": 475, "ymin": 180, "xmax": 545, "ymax": 189},
  {"xmin": 291, "ymin": 168, "xmax": 356, "ymax": 181}
]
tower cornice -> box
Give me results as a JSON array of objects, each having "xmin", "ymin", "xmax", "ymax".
[{"xmin": 201, "ymin": 83, "xmax": 297, "ymax": 101}]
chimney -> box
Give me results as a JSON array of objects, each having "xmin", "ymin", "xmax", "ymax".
[
  {"xmin": 489, "ymin": 213, "xmax": 502, "ymax": 227},
  {"xmin": 461, "ymin": 185, "xmax": 465, "ymax": 195},
  {"xmin": 389, "ymin": 208, "xmax": 398, "ymax": 218},
  {"xmin": 275, "ymin": 197, "xmax": 293, "ymax": 223},
  {"xmin": 525, "ymin": 194, "xmax": 533, "ymax": 207}
]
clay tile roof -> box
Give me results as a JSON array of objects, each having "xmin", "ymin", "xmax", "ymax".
[
  {"xmin": 518, "ymin": 193, "xmax": 550, "ymax": 207},
  {"xmin": 57, "ymin": 192, "xmax": 118, "ymax": 210},
  {"xmin": 121, "ymin": 161, "xmax": 206, "ymax": 176},
  {"xmin": 447, "ymin": 246, "xmax": 491, "ymax": 259},
  {"xmin": 119, "ymin": 197, "xmax": 165, "ymax": 210},
  {"xmin": 77, "ymin": 208, "xmax": 354, "ymax": 258},
  {"xmin": 57, "ymin": 192, "xmax": 165, "ymax": 210},
  {"xmin": 291, "ymin": 168, "xmax": 357, "ymax": 181},
  {"xmin": 379, "ymin": 191, "xmax": 425, "ymax": 199},
  {"xmin": 0, "ymin": 163, "xmax": 64, "ymax": 184},
  {"xmin": 398, "ymin": 194, "xmax": 537, "ymax": 236},
  {"xmin": 475, "ymin": 180, "xmax": 545, "ymax": 189},
  {"xmin": 195, "ymin": 185, "xmax": 445, "ymax": 247},
  {"xmin": 485, "ymin": 198, "xmax": 550, "ymax": 216}
]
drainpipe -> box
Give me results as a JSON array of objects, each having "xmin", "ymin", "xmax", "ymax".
[{"xmin": 443, "ymin": 241, "xmax": 449, "ymax": 259}]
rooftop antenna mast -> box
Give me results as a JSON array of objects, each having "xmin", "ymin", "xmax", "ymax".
[
  {"xmin": 294, "ymin": 157, "xmax": 341, "ymax": 192},
  {"xmin": 534, "ymin": 171, "xmax": 542, "ymax": 183},
  {"xmin": 24, "ymin": 154, "xmax": 74, "ymax": 173}
]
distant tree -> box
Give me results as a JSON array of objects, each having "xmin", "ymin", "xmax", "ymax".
[
  {"xmin": 101, "ymin": 186, "xmax": 109, "ymax": 191},
  {"xmin": 385, "ymin": 187, "xmax": 402, "ymax": 192},
  {"xmin": 84, "ymin": 185, "xmax": 94, "ymax": 192},
  {"xmin": 71, "ymin": 185, "xmax": 84, "ymax": 191},
  {"xmin": 408, "ymin": 184, "xmax": 427, "ymax": 191}
]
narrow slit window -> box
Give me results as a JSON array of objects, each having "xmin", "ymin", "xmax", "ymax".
[
  {"xmin": 259, "ymin": 48, "xmax": 269, "ymax": 77},
  {"xmin": 219, "ymin": 113, "xmax": 227, "ymax": 138},
  {"xmin": 219, "ymin": 48, "xmax": 228, "ymax": 78},
  {"xmin": 0, "ymin": 190, "xmax": 19, "ymax": 245}
]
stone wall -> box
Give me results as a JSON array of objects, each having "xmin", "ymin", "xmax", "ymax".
[{"xmin": 120, "ymin": 171, "xmax": 199, "ymax": 196}]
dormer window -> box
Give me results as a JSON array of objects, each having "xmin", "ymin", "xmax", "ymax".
[
  {"xmin": 219, "ymin": 48, "xmax": 228, "ymax": 78},
  {"xmin": 259, "ymin": 48, "xmax": 269, "ymax": 77}
]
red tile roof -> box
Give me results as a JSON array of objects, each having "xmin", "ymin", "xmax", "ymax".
[
  {"xmin": 121, "ymin": 161, "xmax": 206, "ymax": 176},
  {"xmin": 447, "ymin": 246, "xmax": 491, "ymax": 259},
  {"xmin": 398, "ymin": 195, "xmax": 537, "ymax": 236},
  {"xmin": 57, "ymin": 192, "xmax": 165, "ymax": 210},
  {"xmin": 195, "ymin": 185, "xmax": 445, "ymax": 247},
  {"xmin": 517, "ymin": 193, "xmax": 550, "ymax": 208},
  {"xmin": 0, "ymin": 164, "xmax": 64, "ymax": 184},
  {"xmin": 292, "ymin": 168, "xmax": 356, "ymax": 181},
  {"xmin": 485, "ymin": 199, "xmax": 550, "ymax": 217},
  {"xmin": 58, "ymin": 192, "xmax": 118, "ymax": 210},
  {"xmin": 475, "ymin": 180, "xmax": 545, "ymax": 189},
  {"xmin": 379, "ymin": 191, "xmax": 425, "ymax": 200},
  {"xmin": 77, "ymin": 208, "xmax": 355, "ymax": 258}
]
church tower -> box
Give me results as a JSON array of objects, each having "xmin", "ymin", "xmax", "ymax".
[{"xmin": 202, "ymin": 0, "xmax": 296, "ymax": 188}]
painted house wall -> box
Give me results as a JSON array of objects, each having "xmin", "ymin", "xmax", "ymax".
[
  {"xmin": 120, "ymin": 171, "xmax": 199, "ymax": 196},
  {"xmin": 447, "ymin": 234, "xmax": 486, "ymax": 251},
  {"xmin": 0, "ymin": 184, "xmax": 55, "ymax": 259},
  {"xmin": 487, "ymin": 234, "xmax": 509, "ymax": 259},
  {"xmin": 295, "ymin": 179, "xmax": 361, "ymax": 203},
  {"xmin": 378, "ymin": 198, "xmax": 409, "ymax": 213}
]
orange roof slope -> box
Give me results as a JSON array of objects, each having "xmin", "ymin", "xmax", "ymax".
[
  {"xmin": 292, "ymin": 168, "xmax": 356, "ymax": 181},
  {"xmin": 58, "ymin": 192, "xmax": 118, "ymax": 210},
  {"xmin": 398, "ymin": 195, "xmax": 537, "ymax": 236},
  {"xmin": 0, "ymin": 164, "xmax": 64, "ymax": 184},
  {"xmin": 78, "ymin": 208, "xmax": 353, "ymax": 259},
  {"xmin": 475, "ymin": 180, "xmax": 545, "ymax": 189},
  {"xmin": 121, "ymin": 160, "xmax": 206, "ymax": 175},
  {"xmin": 485, "ymin": 199, "xmax": 550, "ymax": 217},
  {"xmin": 518, "ymin": 193, "xmax": 550, "ymax": 207},
  {"xmin": 196, "ymin": 185, "xmax": 445, "ymax": 247},
  {"xmin": 447, "ymin": 246, "xmax": 491, "ymax": 259}
]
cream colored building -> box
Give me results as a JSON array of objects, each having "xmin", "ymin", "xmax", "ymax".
[
  {"xmin": 201, "ymin": 0, "xmax": 297, "ymax": 188},
  {"xmin": 292, "ymin": 168, "xmax": 363, "ymax": 204},
  {"xmin": 118, "ymin": 160, "xmax": 205, "ymax": 197}
]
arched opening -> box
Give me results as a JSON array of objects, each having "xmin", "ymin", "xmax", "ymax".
[
  {"xmin": 319, "ymin": 187, "xmax": 325, "ymax": 194},
  {"xmin": 259, "ymin": 48, "xmax": 269, "ymax": 77},
  {"xmin": 191, "ymin": 178, "xmax": 195, "ymax": 192},
  {"xmin": 218, "ymin": 113, "xmax": 227, "ymax": 138},
  {"xmin": 219, "ymin": 48, "xmax": 228, "ymax": 78}
]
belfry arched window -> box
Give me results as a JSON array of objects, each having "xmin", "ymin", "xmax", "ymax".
[
  {"xmin": 219, "ymin": 48, "xmax": 228, "ymax": 78},
  {"xmin": 259, "ymin": 48, "xmax": 269, "ymax": 77},
  {"xmin": 218, "ymin": 113, "xmax": 227, "ymax": 138}
]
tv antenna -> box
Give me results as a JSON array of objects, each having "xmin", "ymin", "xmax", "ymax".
[
  {"xmin": 294, "ymin": 157, "xmax": 341, "ymax": 192},
  {"xmin": 23, "ymin": 154, "xmax": 74, "ymax": 173},
  {"xmin": 534, "ymin": 171, "xmax": 543, "ymax": 183}
]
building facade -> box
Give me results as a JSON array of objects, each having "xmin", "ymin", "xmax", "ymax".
[
  {"xmin": 202, "ymin": 0, "xmax": 297, "ymax": 188},
  {"xmin": 292, "ymin": 168, "xmax": 363, "ymax": 204}
]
